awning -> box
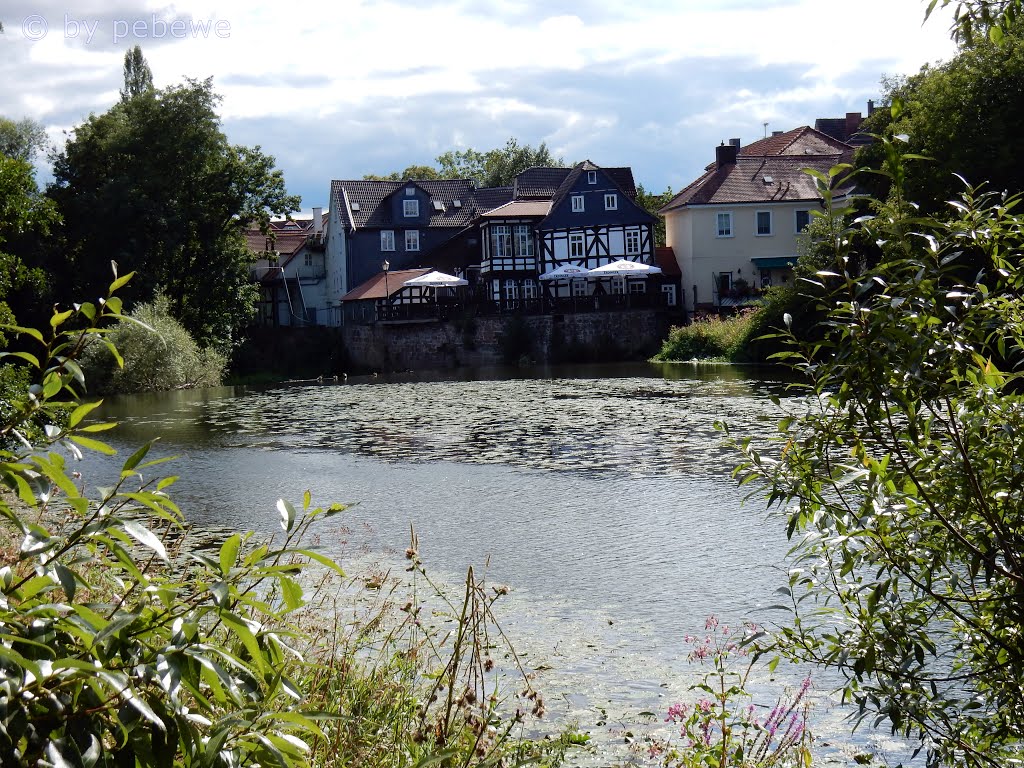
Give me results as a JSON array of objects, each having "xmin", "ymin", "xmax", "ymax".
[{"xmin": 751, "ymin": 256, "xmax": 797, "ymax": 269}]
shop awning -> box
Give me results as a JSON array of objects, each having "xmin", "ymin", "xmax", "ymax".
[{"xmin": 751, "ymin": 256, "xmax": 797, "ymax": 269}]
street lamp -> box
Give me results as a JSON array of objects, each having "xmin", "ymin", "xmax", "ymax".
[{"xmin": 382, "ymin": 259, "xmax": 390, "ymax": 321}]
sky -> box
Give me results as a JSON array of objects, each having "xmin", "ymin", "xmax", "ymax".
[{"xmin": 1, "ymin": 0, "xmax": 958, "ymax": 214}]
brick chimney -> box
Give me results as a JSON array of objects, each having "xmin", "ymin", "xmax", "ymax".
[
  {"xmin": 845, "ymin": 112, "xmax": 863, "ymax": 140},
  {"xmin": 716, "ymin": 142, "xmax": 738, "ymax": 168}
]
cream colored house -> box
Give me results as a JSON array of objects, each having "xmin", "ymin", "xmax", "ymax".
[{"xmin": 660, "ymin": 127, "xmax": 856, "ymax": 316}]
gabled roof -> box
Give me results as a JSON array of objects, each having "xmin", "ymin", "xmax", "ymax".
[
  {"xmin": 739, "ymin": 126, "xmax": 852, "ymax": 158},
  {"xmin": 244, "ymin": 229, "xmax": 308, "ymax": 256},
  {"xmin": 660, "ymin": 129, "xmax": 856, "ymax": 212},
  {"xmin": 340, "ymin": 268, "xmax": 431, "ymax": 301},
  {"xmin": 470, "ymin": 186, "xmax": 515, "ymax": 215},
  {"xmin": 331, "ymin": 179, "xmax": 478, "ymax": 230},
  {"xmin": 514, "ymin": 167, "xmax": 572, "ymax": 199},
  {"xmin": 655, "ymin": 246, "xmax": 680, "ymax": 277}
]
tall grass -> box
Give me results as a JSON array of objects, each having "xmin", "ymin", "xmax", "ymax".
[{"xmin": 653, "ymin": 311, "xmax": 760, "ymax": 362}]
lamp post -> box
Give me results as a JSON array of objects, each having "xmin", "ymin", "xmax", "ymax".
[{"xmin": 382, "ymin": 259, "xmax": 390, "ymax": 321}]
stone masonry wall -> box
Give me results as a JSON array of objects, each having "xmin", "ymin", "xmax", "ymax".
[{"xmin": 341, "ymin": 310, "xmax": 671, "ymax": 372}]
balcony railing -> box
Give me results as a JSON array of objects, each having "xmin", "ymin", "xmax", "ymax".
[{"xmin": 374, "ymin": 291, "xmax": 670, "ymax": 323}]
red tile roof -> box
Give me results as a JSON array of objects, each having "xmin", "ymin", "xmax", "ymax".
[
  {"xmin": 340, "ymin": 268, "xmax": 431, "ymax": 301},
  {"xmin": 655, "ymin": 246, "xmax": 680, "ymax": 276}
]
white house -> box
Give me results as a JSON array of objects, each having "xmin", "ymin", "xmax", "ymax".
[{"xmin": 660, "ymin": 127, "xmax": 856, "ymax": 316}]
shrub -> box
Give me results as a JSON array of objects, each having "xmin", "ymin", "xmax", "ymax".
[
  {"xmin": 654, "ymin": 311, "xmax": 759, "ymax": 362},
  {"xmin": 82, "ymin": 293, "xmax": 226, "ymax": 393}
]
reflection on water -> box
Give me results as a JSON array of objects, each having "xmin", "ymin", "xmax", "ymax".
[{"xmin": 83, "ymin": 363, "xmax": 894, "ymax": 766}]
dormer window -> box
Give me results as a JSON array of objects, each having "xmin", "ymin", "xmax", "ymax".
[
  {"xmin": 587, "ymin": 170, "xmax": 597, "ymax": 184},
  {"xmin": 432, "ymin": 200, "xmax": 445, "ymax": 212},
  {"xmin": 571, "ymin": 195, "xmax": 584, "ymax": 212},
  {"xmin": 604, "ymin": 193, "xmax": 618, "ymax": 211},
  {"xmin": 404, "ymin": 199, "xmax": 419, "ymax": 217},
  {"xmin": 405, "ymin": 187, "xmax": 415, "ymax": 196}
]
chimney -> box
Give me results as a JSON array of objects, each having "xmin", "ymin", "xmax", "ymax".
[
  {"xmin": 715, "ymin": 142, "xmax": 738, "ymax": 168},
  {"xmin": 772, "ymin": 130, "xmax": 783, "ymax": 137},
  {"xmin": 728, "ymin": 137, "xmax": 741, "ymax": 148},
  {"xmin": 867, "ymin": 99, "xmax": 876, "ymax": 115},
  {"xmin": 312, "ymin": 206, "xmax": 323, "ymax": 235},
  {"xmin": 845, "ymin": 112, "xmax": 862, "ymax": 140}
]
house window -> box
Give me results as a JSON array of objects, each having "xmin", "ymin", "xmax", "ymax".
[
  {"xmin": 504, "ymin": 279, "xmax": 519, "ymax": 301},
  {"xmin": 381, "ymin": 230, "xmax": 395, "ymax": 251},
  {"xmin": 761, "ymin": 269, "xmax": 772, "ymax": 289},
  {"xmin": 514, "ymin": 225, "xmax": 533, "ymax": 257},
  {"xmin": 405, "ymin": 187, "xmax": 415, "ymax": 196},
  {"xmin": 569, "ymin": 233, "xmax": 585, "ymax": 258},
  {"xmin": 405, "ymin": 230, "xmax": 420, "ymax": 251},
  {"xmin": 604, "ymin": 193, "xmax": 618, "ymax": 211},
  {"xmin": 404, "ymin": 199, "xmax": 419, "ymax": 217},
  {"xmin": 756, "ymin": 211, "xmax": 772, "ymax": 236},
  {"xmin": 628, "ymin": 281, "xmax": 646, "ymax": 294},
  {"xmin": 304, "ymin": 252, "xmax": 313, "ymax": 267},
  {"xmin": 571, "ymin": 195, "xmax": 584, "ymax": 212},
  {"xmin": 522, "ymin": 279, "xmax": 538, "ymax": 300},
  {"xmin": 491, "ymin": 225, "xmax": 512, "ymax": 259},
  {"xmin": 610, "ymin": 277, "xmax": 625, "ymax": 295},
  {"xmin": 587, "ymin": 170, "xmax": 597, "ymax": 184},
  {"xmin": 571, "ymin": 279, "xmax": 587, "ymax": 297},
  {"xmin": 716, "ymin": 212, "xmax": 733, "ymax": 238},
  {"xmin": 716, "ymin": 272, "xmax": 732, "ymax": 298},
  {"xmin": 795, "ymin": 209, "xmax": 811, "ymax": 232},
  {"xmin": 625, "ymin": 228, "xmax": 641, "ymax": 255}
]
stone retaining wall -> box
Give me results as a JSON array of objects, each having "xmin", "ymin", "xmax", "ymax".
[{"xmin": 341, "ymin": 310, "xmax": 672, "ymax": 372}]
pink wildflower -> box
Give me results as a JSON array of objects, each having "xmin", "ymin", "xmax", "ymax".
[{"xmin": 666, "ymin": 703, "xmax": 688, "ymax": 722}]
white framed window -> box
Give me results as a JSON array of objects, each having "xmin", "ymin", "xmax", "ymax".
[
  {"xmin": 625, "ymin": 228, "xmax": 641, "ymax": 255},
  {"xmin": 604, "ymin": 193, "xmax": 618, "ymax": 211},
  {"xmin": 514, "ymin": 224, "xmax": 533, "ymax": 257},
  {"xmin": 569, "ymin": 233, "xmax": 585, "ymax": 258},
  {"xmin": 628, "ymin": 281, "xmax": 646, "ymax": 294},
  {"xmin": 504, "ymin": 279, "xmax": 519, "ymax": 300},
  {"xmin": 716, "ymin": 212, "xmax": 733, "ymax": 238},
  {"xmin": 522, "ymin": 279, "xmax": 538, "ymax": 300},
  {"xmin": 404, "ymin": 199, "xmax": 419, "ymax": 217},
  {"xmin": 491, "ymin": 225, "xmax": 511, "ymax": 259},
  {"xmin": 587, "ymin": 170, "xmax": 597, "ymax": 184},
  {"xmin": 405, "ymin": 187, "xmax": 415, "ymax": 196},
  {"xmin": 380, "ymin": 230, "xmax": 395, "ymax": 251},
  {"xmin": 304, "ymin": 252, "xmax": 313, "ymax": 267},
  {"xmin": 610, "ymin": 277, "xmax": 625, "ymax": 295},
  {"xmin": 795, "ymin": 209, "xmax": 811, "ymax": 233},
  {"xmin": 405, "ymin": 230, "xmax": 420, "ymax": 251},
  {"xmin": 756, "ymin": 210, "xmax": 772, "ymax": 236},
  {"xmin": 571, "ymin": 195, "xmax": 584, "ymax": 212},
  {"xmin": 661, "ymin": 284, "xmax": 677, "ymax": 307},
  {"xmin": 571, "ymin": 278, "xmax": 587, "ymax": 297}
]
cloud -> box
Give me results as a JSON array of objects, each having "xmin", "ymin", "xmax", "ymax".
[{"xmin": 1, "ymin": 0, "xmax": 958, "ymax": 208}]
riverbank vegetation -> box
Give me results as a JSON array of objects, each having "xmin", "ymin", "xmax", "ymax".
[{"xmin": 0, "ymin": 280, "xmax": 576, "ymax": 766}]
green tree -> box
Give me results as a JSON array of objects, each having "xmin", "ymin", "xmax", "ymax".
[
  {"xmin": 927, "ymin": 0, "xmax": 1024, "ymax": 44},
  {"xmin": 49, "ymin": 78, "xmax": 300, "ymax": 348},
  {"xmin": 363, "ymin": 164, "xmax": 442, "ymax": 181},
  {"xmin": 856, "ymin": 26, "xmax": 1024, "ymax": 213},
  {"xmin": 81, "ymin": 294, "xmax": 226, "ymax": 393},
  {"xmin": 120, "ymin": 45, "xmax": 154, "ymax": 101},
  {"xmin": 436, "ymin": 138, "xmax": 564, "ymax": 187},
  {"xmin": 729, "ymin": 138, "xmax": 1024, "ymax": 767},
  {"xmin": 635, "ymin": 183, "xmax": 674, "ymax": 247},
  {"xmin": 0, "ymin": 117, "xmax": 48, "ymax": 163}
]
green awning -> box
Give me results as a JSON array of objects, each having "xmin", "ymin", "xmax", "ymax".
[{"xmin": 751, "ymin": 256, "xmax": 797, "ymax": 269}]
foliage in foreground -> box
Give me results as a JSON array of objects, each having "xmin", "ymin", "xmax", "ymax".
[
  {"xmin": 639, "ymin": 617, "xmax": 812, "ymax": 768},
  {"xmin": 654, "ymin": 312, "xmax": 760, "ymax": 362},
  {"xmin": 0, "ymin": 275, "xmax": 565, "ymax": 767},
  {"xmin": 726, "ymin": 134, "xmax": 1024, "ymax": 767},
  {"xmin": 81, "ymin": 294, "xmax": 226, "ymax": 393}
]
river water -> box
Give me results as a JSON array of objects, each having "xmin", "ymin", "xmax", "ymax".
[{"xmin": 83, "ymin": 362, "xmax": 906, "ymax": 766}]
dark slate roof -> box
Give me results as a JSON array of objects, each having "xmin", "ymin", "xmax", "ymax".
[
  {"xmin": 331, "ymin": 179, "xmax": 478, "ymax": 230},
  {"xmin": 341, "ymin": 268, "xmax": 431, "ymax": 301},
  {"xmin": 514, "ymin": 167, "xmax": 572, "ymax": 199},
  {"xmin": 468, "ymin": 186, "xmax": 515, "ymax": 216},
  {"xmin": 546, "ymin": 160, "xmax": 641, "ymax": 214},
  {"xmin": 661, "ymin": 129, "xmax": 856, "ymax": 212}
]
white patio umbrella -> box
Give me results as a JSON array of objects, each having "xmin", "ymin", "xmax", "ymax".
[
  {"xmin": 587, "ymin": 259, "xmax": 662, "ymax": 277},
  {"xmin": 539, "ymin": 264, "xmax": 591, "ymax": 280},
  {"xmin": 403, "ymin": 270, "xmax": 469, "ymax": 287}
]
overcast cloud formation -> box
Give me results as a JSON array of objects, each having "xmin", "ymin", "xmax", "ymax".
[{"xmin": 1, "ymin": 0, "xmax": 957, "ymax": 212}]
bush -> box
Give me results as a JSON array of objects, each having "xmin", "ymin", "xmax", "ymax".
[
  {"xmin": 654, "ymin": 311, "xmax": 759, "ymax": 362},
  {"xmin": 726, "ymin": 136, "xmax": 1024, "ymax": 767},
  {"xmin": 0, "ymin": 274, "xmax": 567, "ymax": 767},
  {"xmin": 82, "ymin": 294, "xmax": 226, "ymax": 393}
]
